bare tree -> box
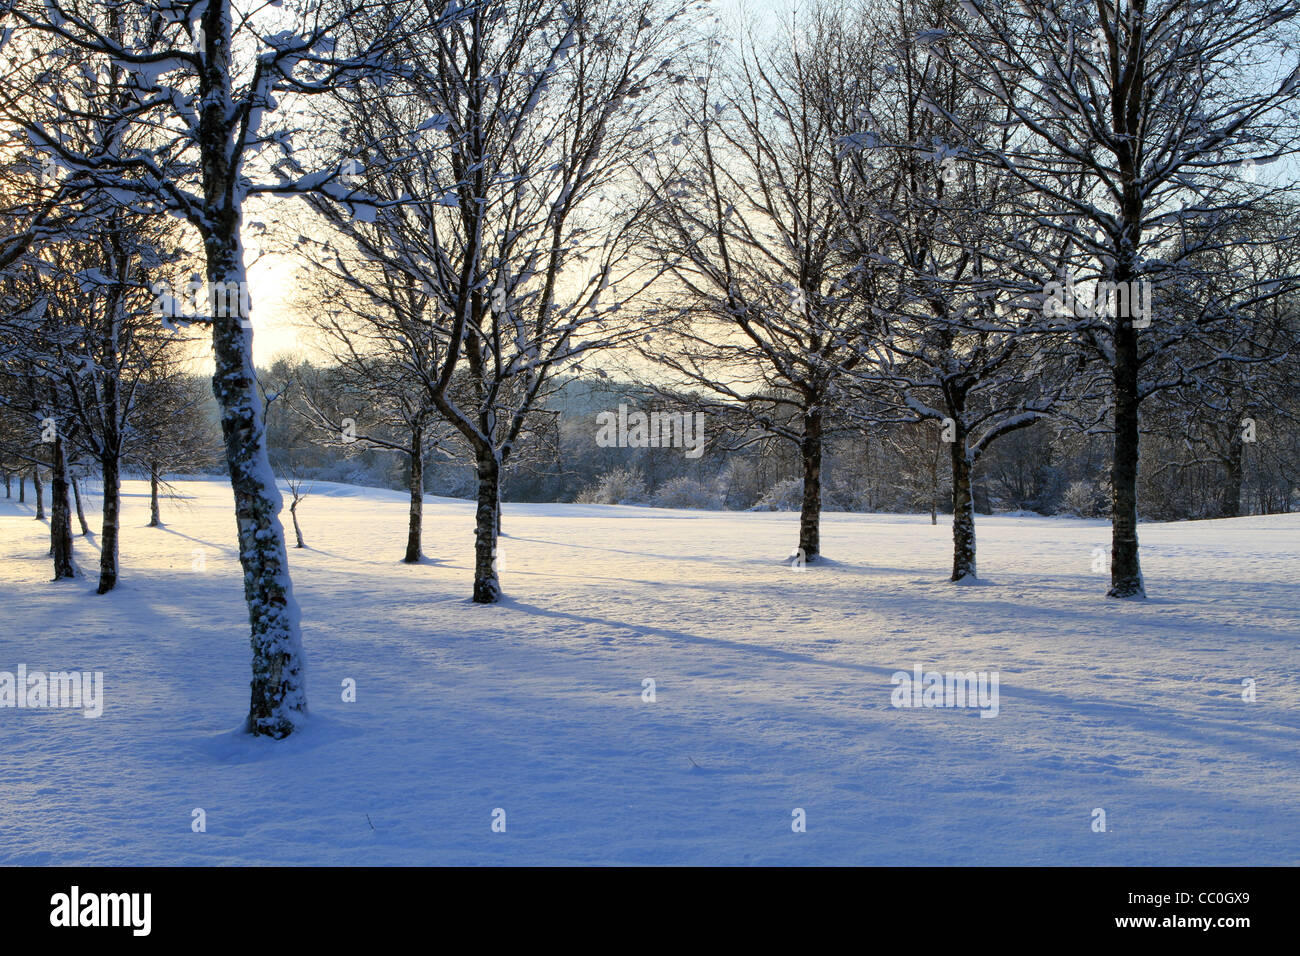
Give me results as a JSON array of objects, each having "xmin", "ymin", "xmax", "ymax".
[
  {"xmin": 642, "ymin": 15, "xmax": 885, "ymax": 562},
  {"xmin": 936, "ymin": 0, "xmax": 1300, "ymax": 597},
  {"xmin": 831, "ymin": 0, "xmax": 1077, "ymax": 582},
  {"xmin": 0, "ymin": 0, "xmax": 417, "ymax": 734},
  {"xmin": 288, "ymin": 267, "xmax": 449, "ymax": 563},
  {"xmin": 302, "ymin": 0, "xmax": 693, "ymax": 601}
]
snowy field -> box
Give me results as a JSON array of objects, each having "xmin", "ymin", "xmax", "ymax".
[{"xmin": 1, "ymin": 478, "xmax": 1298, "ymax": 865}]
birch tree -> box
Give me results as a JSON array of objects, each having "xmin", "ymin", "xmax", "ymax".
[{"xmin": 0, "ymin": 0, "xmax": 409, "ymax": 735}]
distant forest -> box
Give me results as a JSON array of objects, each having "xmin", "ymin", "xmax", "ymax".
[{"xmin": 184, "ymin": 358, "xmax": 1300, "ymax": 523}]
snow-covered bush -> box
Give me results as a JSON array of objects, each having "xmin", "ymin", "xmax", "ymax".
[
  {"xmin": 576, "ymin": 467, "xmax": 648, "ymax": 505},
  {"xmin": 1062, "ymin": 479, "xmax": 1104, "ymax": 517},
  {"xmin": 753, "ymin": 477, "xmax": 804, "ymax": 511},
  {"xmin": 651, "ymin": 476, "xmax": 724, "ymax": 510}
]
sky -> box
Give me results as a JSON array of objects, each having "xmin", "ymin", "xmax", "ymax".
[
  {"xmin": 244, "ymin": 229, "xmax": 310, "ymax": 369},
  {"xmin": 234, "ymin": 0, "xmax": 1294, "ymax": 369},
  {"xmin": 239, "ymin": 0, "xmax": 780, "ymax": 369}
]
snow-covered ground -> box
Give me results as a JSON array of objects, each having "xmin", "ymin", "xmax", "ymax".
[{"xmin": 1, "ymin": 478, "xmax": 1297, "ymax": 865}]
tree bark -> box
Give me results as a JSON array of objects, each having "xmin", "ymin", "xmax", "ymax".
[
  {"xmin": 798, "ymin": 406, "xmax": 822, "ymax": 561},
  {"xmin": 98, "ymin": 451, "xmax": 121, "ymax": 594},
  {"xmin": 403, "ymin": 422, "xmax": 423, "ymax": 563},
  {"xmin": 950, "ymin": 424, "xmax": 977, "ymax": 582},
  {"xmin": 72, "ymin": 475, "xmax": 91, "ymax": 535},
  {"xmin": 149, "ymin": 460, "xmax": 161, "ymax": 526},
  {"xmin": 290, "ymin": 498, "xmax": 305, "ymax": 548},
  {"xmin": 199, "ymin": 2, "xmax": 306, "ymax": 736},
  {"xmin": 49, "ymin": 435, "xmax": 75, "ymax": 579},
  {"xmin": 95, "ymin": 353, "xmax": 123, "ymax": 592},
  {"xmin": 33, "ymin": 465, "xmax": 44, "ymax": 520},
  {"xmin": 208, "ymin": 250, "xmax": 307, "ymax": 737},
  {"xmin": 1108, "ymin": 323, "xmax": 1145, "ymax": 598},
  {"xmin": 18, "ymin": 473, "xmax": 24, "ymax": 503},
  {"xmin": 473, "ymin": 448, "xmax": 502, "ymax": 603},
  {"xmin": 929, "ymin": 441, "xmax": 939, "ymax": 525}
]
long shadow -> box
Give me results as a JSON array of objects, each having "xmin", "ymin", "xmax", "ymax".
[
  {"xmin": 508, "ymin": 599, "xmax": 932, "ymax": 677},
  {"xmin": 511, "ymin": 561, "xmax": 1299, "ymax": 650},
  {"xmin": 157, "ymin": 524, "xmax": 231, "ymax": 553},
  {"xmin": 504, "ymin": 599, "xmax": 1300, "ymax": 764},
  {"xmin": 500, "ymin": 533, "xmax": 927, "ymax": 578},
  {"xmin": 500, "ymin": 533, "xmax": 763, "ymax": 566},
  {"xmin": 287, "ymin": 545, "xmax": 350, "ymax": 560}
]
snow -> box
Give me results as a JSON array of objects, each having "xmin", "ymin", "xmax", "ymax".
[{"xmin": 1, "ymin": 478, "xmax": 1298, "ymax": 864}]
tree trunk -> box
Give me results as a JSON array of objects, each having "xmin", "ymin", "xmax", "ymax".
[
  {"xmin": 98, "ymin": 451, "xmax": 121, "ymax": 594},
  {"xmin": 798, "ymin": 406, "xmax": 823, "ymax": 561},
  {"xmin": 212, "ymin": 346, "xmax": 306, "ymax": 735},
  {"xmin": 1108, "ymin": 324, "xmax": 1145, "ymax": 598},
  {"xmin": 403, "ymin": 423, "xmax": 423, "ymax": 563},
  {"xmin": 72, "ymin": 475, "xmax": 91, "ymax": 535},
  {"xmin": 149, "ymin": 460, "xmax": 161, "ymax": 527},
  {"xmin": 199, "ymin": 2, "xmax": 305, "ymax": 736},
  {"xmin": 290, "ymin": 498, "xmax": 305, "ymax": 548},
  {"xmin": 33, "ymin": 465, "xmax": 44, "ymax": 520},
  {"xmin": 473, "ymin": 448, "xmax": 502, "ymax": 603},
  {"xmin": 19, "ymin": 473, "xmax": 25, "ymax": 503},
  {"xmin": 950, "ymin": 425, "xmax": 977, "ymax": 582},
  {"xmin": 208, "ymin": 253, "xmax": 307, "ymax": 736},
  {"xmin": 49, "ymin": 435, "xmax": 75, "ymax": 579},
  {"xmin": 96, "ymin": 349, "xmax": 123, "ymax": 592},
  {"xmin": 4, "ymin": 472, "xmax": 9, "ymax": 497}
]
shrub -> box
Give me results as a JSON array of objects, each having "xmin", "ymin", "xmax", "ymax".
[
  {"xmin": 651, "ymin": 476, "xmax": 723, "ymax": 510},
  {"xmin": 576, "ymin": 466, "xmax": 648, "ymax": 505},
  {"xmin": 1062, "ymin": 479, "xmax": 1104, "ymax": 517},
  {"xmin": 753, "ymin": 477, "xmax": 804, "ymax": 512}
]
